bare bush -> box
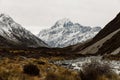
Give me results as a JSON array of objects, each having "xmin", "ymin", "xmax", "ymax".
[{"xmin": 80, "ymin": 61, "xmax": 118, "ymax": 80}]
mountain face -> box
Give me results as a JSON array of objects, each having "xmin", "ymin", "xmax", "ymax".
[
  {"xmin": 38, "ymin": 18, "xmax": 101, "ymax": 48},
  {"xmin": 0, "ymin": 14, "xmax": 48, "ymax": 48},
  {"xmin": 69, "ymin": 12, "xmax": 120, "ymax": 56}
]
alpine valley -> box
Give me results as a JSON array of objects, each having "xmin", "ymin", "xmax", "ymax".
[{"xmin": 0, "ymin": 12, "xmax": 120, "ymax": 80}]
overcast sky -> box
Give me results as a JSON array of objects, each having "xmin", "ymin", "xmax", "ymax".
[{"xmin": 0, "ymin": 0, "xmax": 120, "ymax": 34}]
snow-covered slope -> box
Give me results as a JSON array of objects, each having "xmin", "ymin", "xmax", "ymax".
[
  {"xmin": 0, "ymin": 13, "xmax": 48, "ymax": 48},
  {"xmin": 38, "ymin": 18, "xmax": 101, "ymax": 48}
]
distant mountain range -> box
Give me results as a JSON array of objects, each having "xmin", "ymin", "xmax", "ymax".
[
  {"xmin": 38, "ymin": 18, "xmax": 101, "ymax": 48},
  {"xmin": 0, "ymin": 12, "xmax": 119, "ymax": 57},
  {"xmin": 0, "ymin": 13, "xmax": 48, "ymax": 48},
  {"xmin": 0, "ymin": 12, "xmax": 119, "ymax": 59}
]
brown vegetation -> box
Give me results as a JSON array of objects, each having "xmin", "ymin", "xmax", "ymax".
[
  {"xmin": 0, "ymin": 57, "xmax": 80, "ymax": 80},
  {"xmin": 80, "ymin": 61, "xmax": 120, "ymax": 80}
]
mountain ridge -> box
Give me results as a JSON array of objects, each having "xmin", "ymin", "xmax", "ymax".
[
  {"xmin": 0, "ymin": 13, "xmax": 48, "ymax": 48},
  {"xmin": 68, "ymin": 12, "xmax": 120, "ymax": 56}
]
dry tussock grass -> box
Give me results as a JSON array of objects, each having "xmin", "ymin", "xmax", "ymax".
[{"xmin": 0, "ymin": 57, "xmax": 119, "ymax": 80}]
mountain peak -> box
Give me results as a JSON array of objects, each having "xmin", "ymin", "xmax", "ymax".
[
  {"xmin": 0, "ymin": 13, "xmax": 48, "ymax": 48},
  {"xmin": 56, "ymin": 18, "xmax": 71, "ymax": 24},
  {"xmin": 0, "ymin": 13, "xmax": 9, "ymax": 17},
  {"xmin": 52, "ymin": 18, "xmax": 74, "ymax": 28},
  {"xmin": 38, "ymin": 19, "xmax": 101, "ymax": 47},
  {"xmin": 0, "ymin": 13, "xmax": 14, "ymax": 23}
]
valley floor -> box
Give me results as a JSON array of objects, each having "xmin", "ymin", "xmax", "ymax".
[
  {"xmin": 54, "ymin": 56, "xmax": 120, "ymax": 75},
  {"xmin": 0, "ymin": 48, "xmax": 119, "ymax": 80}
]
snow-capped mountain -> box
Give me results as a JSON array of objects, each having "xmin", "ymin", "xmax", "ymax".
[
  {"xmin": 38, "ymin": 18, "xmax": 101, "ymax": 48},
  {"xmin": 0, "ymin": 13, "xmax": 48, "ymax": 48}
]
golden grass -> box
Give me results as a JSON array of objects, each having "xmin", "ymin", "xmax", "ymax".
[
  {"xmin": 0, "ymin": 57, "xmax": 80, "ymax": 80},
  {"xmin": 0, "ymin": 56, "xmax": 119, "ymax": 80}
]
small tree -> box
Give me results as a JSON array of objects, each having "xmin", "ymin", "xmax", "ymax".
[{"xmin": 23, "ymin": 64, "xmax": 40, "ymax": 76}]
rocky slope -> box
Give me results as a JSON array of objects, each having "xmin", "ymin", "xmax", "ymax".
[
  {"xmin": 0, "ymin": 13, "xmax": 48, "ymax": 48},
  {"xmin": 38, "ymin": 18, "xmax": 101, "ymax": 48},
  {"xmin": 69, "ymin": 12, "xmax": 120, "ymax": 56}
]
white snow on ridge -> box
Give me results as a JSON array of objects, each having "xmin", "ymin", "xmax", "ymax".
[
  {"xmin": 0, "ymin": 13, "xmax": 48, "ymax": 47},
  {"xmin": 38, "ymin": 18, "xmax": 101, "ymax": 48}
]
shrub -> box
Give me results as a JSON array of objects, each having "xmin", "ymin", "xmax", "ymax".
[
  {"xmin": 23, "ymin": 64, "xmax": 40, "ymax": 76},
  {"xmin": 0, "ymin": 77, "xmax": 3, "ymax": 80},
  {"xmin": 80, "ymin": 61, "xmax": 119, "ymax": 80}
]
